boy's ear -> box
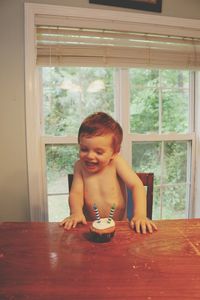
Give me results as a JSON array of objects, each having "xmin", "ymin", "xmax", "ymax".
[{"xmin": 111, "ymin": 150, "xmax": 119, "ymax": 159}]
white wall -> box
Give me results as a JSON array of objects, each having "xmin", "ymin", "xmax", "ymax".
[{"xmin": 0, "ymin": 0, "xmax": 200, "ymax": 221}]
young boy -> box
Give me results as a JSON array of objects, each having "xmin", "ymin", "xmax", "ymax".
[{"xmin": 60, "ymin": 112, "xmax": 157, "ymax": 234}]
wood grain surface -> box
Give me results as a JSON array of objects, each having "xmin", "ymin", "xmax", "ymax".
[{"xmin": 0, "ymin": 219, "xmax": 200, "ymax": 299}]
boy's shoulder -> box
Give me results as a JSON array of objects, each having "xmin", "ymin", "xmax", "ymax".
[
  {"xmin": 111, "ymin": 153, "xmax": 128, "ymax": 169},
  {"xmin": 113, "ymin": 153, "xmax": 132, "ymax": 171},
  {"xmin": 113, "ymin": 153, "xmax": 125, "ymax": 164},
  {"xmin": 74, "ymin": 159, "xmax": 82, "ymax": 171}
]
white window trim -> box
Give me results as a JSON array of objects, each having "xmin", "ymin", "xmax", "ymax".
[
  {"xmin": 194, "ymin": 72, "xmax": 200, "ymax": 217},
  {"xmin": 25, "ymin": 3, "xmax": 200, "ymax": 221}
]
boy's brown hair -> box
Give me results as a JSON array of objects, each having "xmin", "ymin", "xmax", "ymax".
[{"xmin": 78, "ymin": 112, "xmax": 123, "ymax": 153}]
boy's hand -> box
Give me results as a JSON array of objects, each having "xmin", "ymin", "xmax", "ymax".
[
  {"xmin": 130, "ymin": 216, "xmax": 157, "ymax": 234},
  {"xmin": 59, "ymin": 213, "xmax": 87, "ymax": 230}
]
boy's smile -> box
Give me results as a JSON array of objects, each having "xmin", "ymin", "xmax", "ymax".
[{"xmin": 79, "ymin": 134, "xmax": 115, "ymax": 173}]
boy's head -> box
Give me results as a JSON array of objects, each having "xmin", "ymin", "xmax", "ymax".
[{"xmin": 78, "ymin": 112, "xmax": 123, "ymax": 153}]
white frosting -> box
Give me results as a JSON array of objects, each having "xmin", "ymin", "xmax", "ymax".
[{"xmin": 92, "ymin": 218, "xmax": 115, "ymax": 230}]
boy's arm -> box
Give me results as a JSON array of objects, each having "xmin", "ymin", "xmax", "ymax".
[
  {"xmin": 114, "ymin": 154, "xmax": 157, "ymax": 234},
  {"xmin": 60, "ymin": 161, "xmax": 87, "ymax": 230}
]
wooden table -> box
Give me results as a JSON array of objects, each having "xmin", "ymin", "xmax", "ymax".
[{"xmin": 0, "ymin": 220, "xmax": 200, "ymax": 300}]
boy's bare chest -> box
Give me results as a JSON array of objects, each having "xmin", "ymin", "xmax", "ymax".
[
  {"xmin": 83, "ymin": 165, "xmax": 118, "ymax": 190},
  {"xmin": 82, "ymin": 165, "xmax": 125, "ymax": 220}
]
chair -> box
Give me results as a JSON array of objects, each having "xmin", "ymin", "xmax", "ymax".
[
  {"xmin": 127, "ymin": 173, "xmax": 154, "ymax": 220},
  {"xmin": 68, "ymin": 172, "xmax": 154, "ymax": 220}
]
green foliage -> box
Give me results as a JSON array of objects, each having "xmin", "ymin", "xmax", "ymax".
[
  {"xmin": 129, "ymin": 69, "xmax": 189, "ymax": 134},
  {"xmin": 42, "ymin": 67, "xmax": 114, "ymax": 136},
  {"xmin": 46, "ymin": 145, "xmax": 78, "ymax": 182}
]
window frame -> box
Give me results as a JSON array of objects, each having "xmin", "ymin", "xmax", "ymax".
[{"xmin": 25, "ymin": 3, "xmax": 200, "ymax": 221}]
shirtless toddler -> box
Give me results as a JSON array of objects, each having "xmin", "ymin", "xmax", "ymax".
[{"xmin": 60, "ymin": 112, "xmax": 157, "ymax": 233}]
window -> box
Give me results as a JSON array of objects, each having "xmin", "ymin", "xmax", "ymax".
[
  {"xmin": 42, "ymin": 66, "xmax": 115, "ymax": 221},
  {"xmin": 41, "ymin": 66, "xmax": 193, "ymax": 221},
  {"xmin": 25, "ymin": 4, "xmax": 200, "ymax": 221},
  {"xmin": 129, "ymin": 69, "xmax": 193, "ymax": 219}
]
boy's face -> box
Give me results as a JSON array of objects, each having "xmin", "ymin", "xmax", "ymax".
[{"xmin": 79, "ymin": 134, "xmax": 116, "ymax": 173}]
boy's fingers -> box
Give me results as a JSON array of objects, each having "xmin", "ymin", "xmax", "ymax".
[
  {"xmin": 130, "ymin": 218, "xmax": 157, "ymax": 234},
  {"xmin": 59, "ymin": 216, "xmax": 71, "ymax": 227},
  {"xmin": 130, "ymin": 220, "xmax": 140, "ymax": 232},
  {"xmin": 151, "ymin": 222, "xmax": 158, "ymax": 231},
  {"xmin": 130, "ymin": 220, "xmax": 135, "ymax": 230},
  {"xmin": 141, "ymin": 222, "xmax": 146, "ymax": 234},
  {"xmin": 72, "ymin": 220, "xmax": 78, "ymax": 228},
  {"xmin": 146, "ymin": 223, "xmax": 153, "ymax": 233},
  {"xmin": 82, "ymin": 217, "xmax": 87, "ymax": 225},
  {"xmin": 146, "ymin": 221, "xmax": 157, "ymax": 233},
  {"xmin": 64, "ymin": 219, "xmax": 73, "ymax": 230},
  {"xmin": 135, "ymin": 221, "xmax": 141, "ymax": 233},
  {"xmin": 59, "ymin": 218, "xmax": 67, "ymax": 226}
]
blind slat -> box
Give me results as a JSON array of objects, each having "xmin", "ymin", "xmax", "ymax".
[{"xmin": 36, "ymin": 25, "xmax": 200, "ymax": 69}]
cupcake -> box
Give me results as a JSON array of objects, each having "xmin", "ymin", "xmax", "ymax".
[{"xmin": 90, "ymin": 217, "xmax": 115, "ymax": 243}]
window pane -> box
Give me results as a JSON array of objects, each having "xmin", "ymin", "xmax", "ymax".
[
  {"xmin": 46, "ymin": 145, "xmax": 78, "ymax": 221},
  {"xmin": 152, "ymin": 186, "xmax": 161, "ymax": 220},
  {"xmin": 162, "ymin": 141, "xmax": 190, "ymax": 219},
  {"xmin": 162, "ymin": 185, "xmax": 187, "ymax": 219},
  {"xmin": 42, "ymin": 67, "xmax": 114, "ymax": 136},
  {"xmin": 129, "ymin": 69, "xmax": 159, "ymax": 134},
  {"xmin": 160, "ymin": 70, "xmax": 189, "ymax": 89},
  {"xmin": 162, "ymin": 90, "xmax": 189, "ymax": 133},
  {"xmin": 161, "ymin": 70, "xmax": 190, "ymax": 133},
  {"xmin": 130, "ymin": 69, "xmax": 159, "ymax": 88},
  {"xmin": 132, "ymin": 141, "xmax": 190, "ymax": 219},
  {"xmin": 46, "ymin": 145, "xmax": 78, "ymax": 194},
  {"xmin": 152, "ymin": 185, "xmax": 187, "ymax": 220},
  {"xmin": 48, "ymin": 195, "xmax": 70, "ymax": 222},
  {"xmin": 129, "ymin": 69, "xmax": 190, "ymax": 134},
  {"xmin": 132, "ymin": 142, "xmax": 161, "ymax": 181},
  {"xmin": 163, "ymin": 141, "xmax": 189, "ymax": 184}
]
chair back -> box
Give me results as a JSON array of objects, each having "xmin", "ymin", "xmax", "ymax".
[
  {"xmin": 68, "ymin": 172, "xmax": 154, "ymax": 220},
  {"xmin": 127, "ymin": 173, "xmax": 154, "ymax": 220}
]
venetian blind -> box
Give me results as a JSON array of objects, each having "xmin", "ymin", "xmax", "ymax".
[{"xmin": 36, "ymin": 25, "xmax": 200, "ymax": 70}]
